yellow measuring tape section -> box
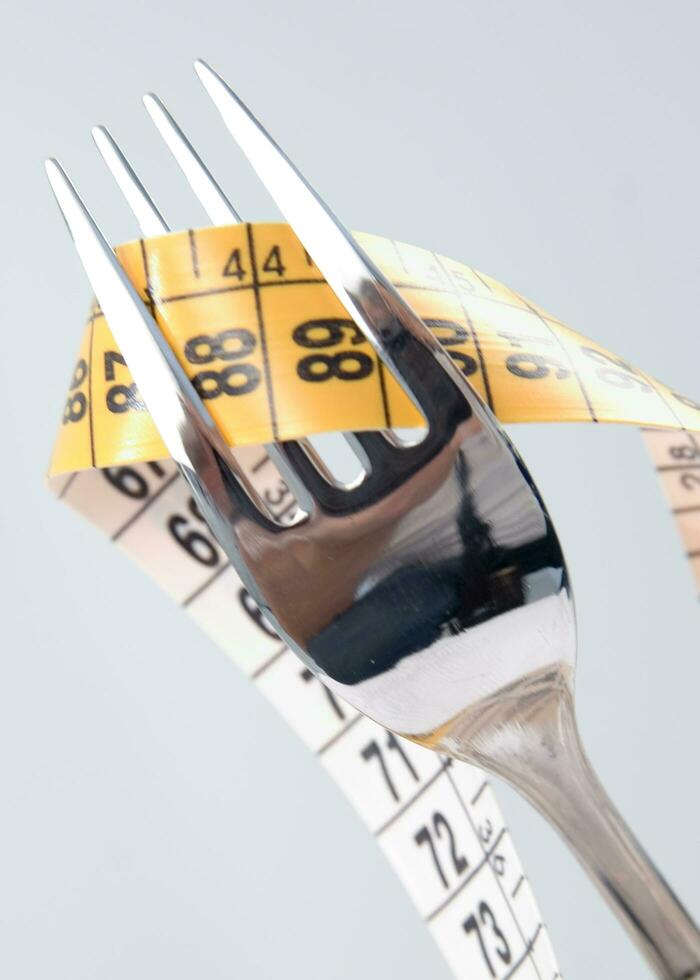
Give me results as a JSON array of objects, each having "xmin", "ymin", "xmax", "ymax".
[{"xmin": 49, "ymin": 222, "xmax": 700, "ymax": 479}]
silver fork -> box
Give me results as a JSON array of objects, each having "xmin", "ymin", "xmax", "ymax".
[{"xmin": 45, "ymin": 60, "xmax": 700, "ymax": 978}]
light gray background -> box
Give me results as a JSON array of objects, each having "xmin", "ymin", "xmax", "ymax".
[{"xmin": 1, "ymin": 1, "xmax": 698, "ymax": 977}]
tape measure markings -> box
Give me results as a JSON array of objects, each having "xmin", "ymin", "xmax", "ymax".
[
  {"xmin": 632, "ymin": 357, "xmax": 697, "ymax": 448},
  {"xmin": 511, "ymin": 875, "xmax": 526, "ymax": 900},
  {"xmin": 226, "ymin": 578, "xmax": 548, "ymax": 977},
  {"xmin": 621, "ymin": 359, "xmax": 697, "ymax": 568},
  {"xmin": 181, "ymin": 560, "xmax": 231, "ymax": 608},
  {"xmin": 245, "ymin": 223, "xmax": 281, "ymax": 440},
  {"xmin": 641, "ymin": 428, "xmax": 700, "ymax": 593},
  {"xmin": 373, "ymin": 759, "xmax": 451, "ymax": 837},
  {"xmin": 422, "ymin": 824, "xmax": 508, "ymax": 924},
  {"xmin": 442, "ymin": 771, "xmax": 546, "ymax": 980},
  {"xmin": 466, "ymin": 268, "xmax": 494, "ymax": 295},
  {"xmin": 187, "ymin": 229, "xmax": 200, "ymax": 280},
  {"xmin": 53, "ymin": 459, "xmax": 558, "ymax": 979},
  {"xmin": 440, "ymin": 771, "xmax": 542, "ymax": 977},
  {"xmin": 111, "ymin": 469, "xmax": 180, "ymax": 542},
  {"xmin": 434, "ymin": 252, "xmax": 496, "ymax": 411},
  {"xmin": 471, "ymin": 780, "xmax": 489, "ymax": 806},
  {"xmin": 316, "ymin": 712, "xmax": 363, "ymax": 757},
  {"xmin": 248, "ymin": 643, "xmax": 288, "ymax": 680},
  {"xmin": 56, "ymin": 471, "xmax": 77, "ymax": 500},
  {"xmin": 51, "ymin": 221, "xmax": 700, "ymax": 976},
  {"xmin": 654, "ymin": 462, "xmax": 700, "ymax": 472},
  {"xmin": 512, "ymin": 290, "xmax": 599, "ymax": 423},
  {"xmin": 50, "ymin": 223, "xmax": 700, "ymax": 482},
  {"xmin": 434, "ymin": 767, "xmax": 550, "ymax": 979},
  {"xmin": 86, "ymin": 317, "xmax": 97, "ymax": 467}
]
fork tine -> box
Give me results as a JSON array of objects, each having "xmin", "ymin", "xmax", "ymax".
[
  {"xmin": 92, "ymin": 125, "xmax": 169, "ymax": 236},
  {"xmin": 344, "ymin": 431, "xmax": 403, "ymax": 472},
  {"xmin": 143, "ymin": 93, "xmax": 242, "ymax": 226},
  {"xmin": 44, "ymin": 159, "xmax": 282, "ymax": 535},
  {"xmin": 141, "ymin": 86, "xmax": 360, "ymax": 499},
  {"xmin": 46, "ymin": 158, "xmax": 210, "ymax": 443},
  {"xmin": 193, "ymin": 59, "xmax": 463, "ymax": 427},
  {"xmin": 138, "ymin": 93, "xmax": 335, "ymax": 508}
]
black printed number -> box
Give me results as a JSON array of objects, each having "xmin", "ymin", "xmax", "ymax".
[
  {"xmin": 103, "ymin": 461, "xmax": 166, "ymax": 499},
  {"xmin": 581, "ymin": 347, "xmax": 651, "ymax": 391},
  {"xmin": 184, "ymin": 328, "xmax": 261, "ymax": 400},
  {"xmin": 491, "ymin": 852, "xmax": 507, "ymax": 877},
  {"xmin": 361, "ymin": 733, "xmax": 419, "ymax": 802},
  {"xmin": 62, "ymin": 358, "xmax": 88, "ymax": 424},
  {"xmin": 63, "ymin": 394, "xmax": 87, "ymax": 424},
  {"xmin": 262, "ymin": 478, "xmax": 297, "ymax": 524},
  {"xmin": 222, "ymin": 248, "xmax": 246, "ymax": 281},
  {"xmin": 673, "ymin": 391, "xmax": 700, "ymax": 412},
  {"xmin": 292, "ymin": 318, "xmax": 373, "ymax": 383},
  {"xmin": 414, "ymin": 811, "xmax": 469, "ymax": 888},
  {"xmin": 184, "ymin": 329, "xmax": 255, "ymax": 363},
  {"xmin": 192, "ymin": 364, "xmax": 260, "ymax": 399},
  {"xmin": 297, "ymin": 351, "xmax": 374, "ymax": 382},
  {"xmin": 681, "ymin": 472, "xmax": 700, "ymax": 491},
  {"xmin": 168, "ymin": 496, "xmax": 219, "ymax": 566},
  {"xmin": 262, "ymin": 245, "xmax": 286, "ymax": 277},
  {"xmin": 292, "ymin": 319, "xmax": 365, "ymax": 348},
  {"xmin": 463, "ymin": 901, "xmax": 512, "ymax": 977},
  {"xmin": 107, "ymin": 383, "xmax": 145, "ymax": 414},
  {"xmin": 300, "ymin": 667, "xmax": 346, "ymax": 720},
  {"xmin": 506, "ymin": 353, "xmax": 570, "ymax": 381},
  {"xmin": 425, "ymin": 319, "xmax": 478, "ymax": 378},
  {"xmin": 104, "ymin": 350, "xmax": 145, "ymax": 414},
  {"xmin": 238, "ymin": 587, "xmax": 279, "ymax": 638},
  {"xmin": 669, "ymin": 444, "xmax": 700, "ymax": 461},
  {"xmin": 478, "ymin": 818, "xmax": 494, "ymax": 846}
]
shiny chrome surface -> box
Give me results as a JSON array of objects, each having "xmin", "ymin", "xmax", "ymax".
[
  {"xmin": 142, "ymin": 93, "xmax": 241, "ymax": 225},
  {"xmin": 91, "ymin": 126, "xmax": 169, "ymax": 236},
  {"xmin": 46, "ymin": 63, "xmax": 700, "ymax": 979}
]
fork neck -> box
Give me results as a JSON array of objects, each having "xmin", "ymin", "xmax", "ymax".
[{"xmin": 435, "ymin": 667, "xmax": 700, "ymax": 979}]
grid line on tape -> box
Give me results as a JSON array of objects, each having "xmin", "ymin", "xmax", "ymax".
[{"xmin": 445, "ymin": 766, "xmax": 545, "ymax": 980}]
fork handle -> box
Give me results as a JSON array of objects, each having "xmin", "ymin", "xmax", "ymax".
[{"xmin": 467, "ymin": 680, "xmax": 700, "ymax": 979}]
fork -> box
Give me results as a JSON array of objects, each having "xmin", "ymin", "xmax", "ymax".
[{"xmin": 45, "ymin": 60, "xmax": 700, "ymax": 978}]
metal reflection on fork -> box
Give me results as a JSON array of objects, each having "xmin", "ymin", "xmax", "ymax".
[{"xmin": 45, "ymin": 60, "xmax": 700, "ymax": 978}]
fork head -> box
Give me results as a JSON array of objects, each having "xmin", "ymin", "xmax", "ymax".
[{"xmin": 46, "ymin": 61, "xmax": 576, "ymax": 753}]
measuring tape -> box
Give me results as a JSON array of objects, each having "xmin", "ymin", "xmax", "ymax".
[{"xmin": 48, "ymin": 222, "xmax": 700, "ymax": 979}]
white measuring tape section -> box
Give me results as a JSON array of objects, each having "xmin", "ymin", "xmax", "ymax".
[{"xmin": 50, "ymin": 450, "xmax": 560, "ymax": 980}]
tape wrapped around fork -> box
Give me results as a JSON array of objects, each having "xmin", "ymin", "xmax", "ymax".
[
  {"xmin": 49, "ymin": 222, "xmax": 700, "ymax": 593},
  {"xmin": 51, "ymin": 222, "xmax": 700, "ymax": 474},
  {"xmin": 47, "ymin": 222, "xmax": 699, "ymax": 979}
]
